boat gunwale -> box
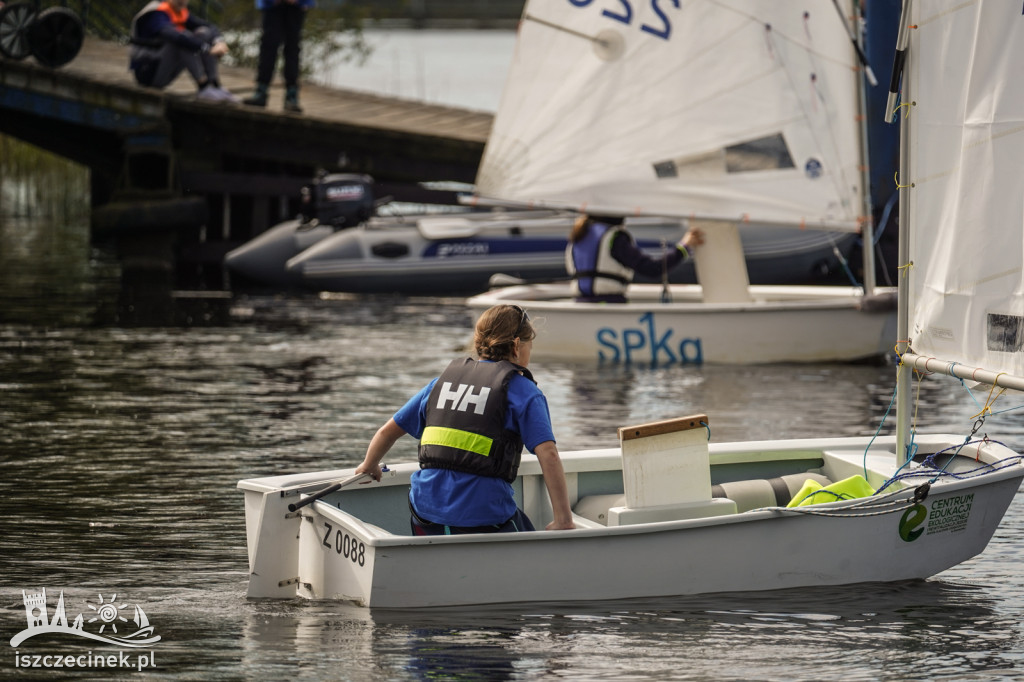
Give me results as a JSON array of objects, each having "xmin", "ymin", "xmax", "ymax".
[
  {"xmin": 275, "ymin": 435, "xmax": 1024, "ymax": 548},
  {"xmin": 236, "ymin": 433, "xmax": 1009, "ymax": 493},
  {"xmin": 306, "ymin": 461, "xmax": 1024, "ymax": 548},
  {"xmin": 467, "ymin": 283, "xmax": 897, "ymax": 313}
]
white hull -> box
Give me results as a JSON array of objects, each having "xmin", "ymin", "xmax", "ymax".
[
  {"xmin": 467, "ymin": 283, "xmax": 897, "ymax": 364},
  {"xmin": 239, "ymin": 434, "xmax": 1022, "ymax": 608}
]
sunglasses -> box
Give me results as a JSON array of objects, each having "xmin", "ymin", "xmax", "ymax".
[{"xmin": 511, "ymin": 305, "xmax": 529, "ymax": 339}]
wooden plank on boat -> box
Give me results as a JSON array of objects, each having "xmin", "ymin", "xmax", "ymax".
[
  {"xmin": 618, "ymin": 414, "xmax": 708, "ymax": 441},
  {"xmin": 617, "ymin": 414, "xmax": 712, "ymax": 510}
]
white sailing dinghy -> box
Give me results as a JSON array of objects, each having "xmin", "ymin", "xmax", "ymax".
[
  {"xmin": 238, "ymin": 0, "xmax": 1024, "ymax": 608},
  {"xmin": 465, "ymin": 0, "xmax": 897, "ymax": 364}
]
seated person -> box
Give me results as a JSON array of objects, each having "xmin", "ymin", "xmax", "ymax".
[
  {"xmin": 566, "ymin": 214, "xmax": 704, "ymax": 302},
  {"xmin": 355, "ymin": 304, "xmax": 575, "ymax": 535},
  {"xmin": 129, "ymin": 0, "xmax": 238, "ymax": 103}
]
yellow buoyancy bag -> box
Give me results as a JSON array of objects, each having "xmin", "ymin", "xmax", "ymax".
[{"xmin": 786, "ymin": 475, "xmax": 875, "ymax": 508}]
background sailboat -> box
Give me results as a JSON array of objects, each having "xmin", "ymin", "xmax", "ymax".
[
  {"xmin": 476, "ymin": 1, "xmax": 867, "ymax": 232},
  {"xmin": 467, "ymin": 0, "xmax": 898, "ymax": 364}
]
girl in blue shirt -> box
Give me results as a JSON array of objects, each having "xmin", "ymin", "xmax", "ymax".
[{"xmin": 356, "ymin": 304, "xmax": 575, "ymax": 534}]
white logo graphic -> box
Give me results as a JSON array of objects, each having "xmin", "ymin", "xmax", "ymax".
[
  {"xmin": 10, "ymin": 588, "xmax": 161, "ymax": 648},
  {"xmin": 436, "ymin": 382, "xmax": 490, "ymax": 414},
  {"xmin": 804, "ymin": 158, "xmax": 823, "ymax": 179},
  {"xmin": 436, "ymin": 242, "xmax": 488, "ymax": 257},
  {"xmin": 325, "ymin": 185, "xmax": 364, "ymax": 201}
]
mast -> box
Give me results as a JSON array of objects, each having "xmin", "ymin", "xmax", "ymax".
[
  {"xmin": 891, "ymin": 0, "xmax": 912, "ymax": 465},
  {"xmin": 854, "ymin": 0, "xmax": 875, "ymax": 296}
]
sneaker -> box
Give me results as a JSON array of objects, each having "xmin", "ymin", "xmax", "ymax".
[
  {"xmin": 197, "ymin": 85, "xmax": 241, "ymax": 104},
  {"xmin": 197, "ymin": 84, "xmax": 222, "ymax": 102},
  {"xmin": 284, "ymin": 86, "xmax": 303, "ymax": 114},
  {"xmin": 243, "ymin": 91, "xmax": 268, "ymax": 107},
  {"xmin": 215, "ymin": 87, "xmax": 241, "ymax": 104}
]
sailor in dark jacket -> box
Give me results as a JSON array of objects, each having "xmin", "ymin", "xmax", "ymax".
[
  {"xmin": 566, "ymin": 214, "xmax": 704, "ymax": 302},
  {"xmin": 129, "ymin": 0, "xmax": 238, "ymax": 102}
]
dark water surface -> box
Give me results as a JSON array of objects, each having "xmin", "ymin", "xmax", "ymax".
[{"xmin": 3, "ymin": 216, "xmax": 1024, "ymax": 680}]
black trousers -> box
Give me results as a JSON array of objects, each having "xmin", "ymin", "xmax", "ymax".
[
  {"xmin": 255, "ymin": 4, "xmax": 306, "ymax": 88},
  {"xmin": 409, "ymin": 500, "xmax": 536, "ymax": 536},
  {"xmin": 133, "ymin": 26, "xmax": 221, "ymax": 89}
]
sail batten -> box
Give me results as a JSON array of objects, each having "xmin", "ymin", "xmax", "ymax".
[{"xmin": 476, "ymin": 0, "xmax": 865, "ymax": 229}]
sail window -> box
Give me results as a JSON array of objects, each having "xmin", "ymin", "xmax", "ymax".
[
  {"xmin": 653, "ymin": 134, "xmax": 795, "ymax": 179},
  {"xmin": 653, "ymin": 160, "xmax": 678, "ymax": 178},
  {"xmin": 724, "ymin": 134, "xmax": 795, "ymax": 173},
  {"xmin": 988, "ymin": 313, "xmax": 1024, "ymax": 352}
]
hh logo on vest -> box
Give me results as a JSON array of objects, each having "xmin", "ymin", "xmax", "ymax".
[{"xmin": 435, "ymin": 382, "xmax": 490, "ymax": 415}]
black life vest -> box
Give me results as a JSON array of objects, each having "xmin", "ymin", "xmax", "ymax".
[{"xmin": 419, "ymin": 358, "xmax": 535, "ymax": 483}]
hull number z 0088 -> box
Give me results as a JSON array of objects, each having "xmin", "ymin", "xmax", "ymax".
[{"xmin": 323, "ymin": 522, "xmax": 366, "ymax": 566}]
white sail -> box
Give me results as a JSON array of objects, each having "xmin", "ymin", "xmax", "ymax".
[
  {"xmin": 476, "ymin": 0, "xmax": 866, "ymax": 231},
  {"xmin": 904, "ymin": 0, "xmax": 1024, "ymax": 377}
]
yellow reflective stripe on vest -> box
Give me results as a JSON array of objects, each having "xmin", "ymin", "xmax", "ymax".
[{"xmin": 421, "ymin": 426, "xmax": 493, "ymax": 457}]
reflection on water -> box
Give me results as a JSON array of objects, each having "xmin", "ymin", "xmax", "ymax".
[
  {"xmin": 227, "ymin": 580, "xmax": 1024, "ymax": 681},
  {"xmin": 3, "ymin": 214, "xmax": 1024, "ymax": 679}
]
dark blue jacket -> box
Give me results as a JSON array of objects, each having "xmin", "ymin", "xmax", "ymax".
[
  {"xmin": 132, "ymin": 3, "xmax": 221, "ymax": 55},
  {"xmin": 256, "ymin": 0, "xmax": 315, "ymax": 9}
]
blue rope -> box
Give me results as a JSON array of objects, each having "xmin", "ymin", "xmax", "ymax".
[
  {"xmin": 794, "ymin": 489, "xmax": 857, "ymax": 506},
  {"xmin": 942, "ymin": 363, "xmax": 1024, "ymax": 416},
  {"xmin": 946, "ymin": 363, "xmax": 986, "ymax": 411},
  {"xmin": 986, "ymin": 402, "xmax": 1024, "ymax": 416},
  {"xmin": 830, "ymin": 234, "xmax": 861, "ymax": 287},
  {"xmin": 876, "ymin": 440, "xmax": 1020, "ymax": 493},
  {"xmin": 874, "ymin": 191, "xmax": 898, "ymax": 246},
  {"xmin": 860, "ymin": 363, "xmax": 1024, "ymax": 492},
  {"xmin": 875, "ymin": 450, "xmax": 918, "ymax": 494},
  {"xmin": 863, "ymin": 376, "xmax": 900, "ymax": 480}
]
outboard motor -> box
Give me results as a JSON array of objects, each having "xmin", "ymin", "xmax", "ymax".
[{"xmin": 298, "ymin": 173, "xmax": 375, "ymax": 229}]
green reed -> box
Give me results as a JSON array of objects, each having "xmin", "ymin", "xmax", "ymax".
[{"xmin": 0, "ymin": 135, "xmax": 91, "ymax": 223}]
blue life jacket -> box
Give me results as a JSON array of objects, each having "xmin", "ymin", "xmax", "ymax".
[{"xmin": 566, "ymin": 221, "xmax": 633, "ymax": 298}]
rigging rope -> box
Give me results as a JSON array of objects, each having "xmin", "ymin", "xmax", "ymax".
[{"xmin": 758, "ymin": 448, "xmax": 1022, "ymax": 519}]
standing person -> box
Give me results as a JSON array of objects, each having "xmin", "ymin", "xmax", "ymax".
[
  {"xmin": 129, "ymin": 0, "xmax": 239, "ymax": 103},
  {"xmin": 566, "ymin": 214, "xmax": 704, "ymax": 302},
  {"xmin": 242, "ymin": 0, "xmax": 313, "ymax": 113},
  {"xmin": 355, "ymin": 304, "xmax": 576, "ymax": 535}
]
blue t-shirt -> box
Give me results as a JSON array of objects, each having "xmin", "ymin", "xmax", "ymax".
[{"xmin": 395, "ymin": 363, "xmax": 555, "ymax": 527}]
